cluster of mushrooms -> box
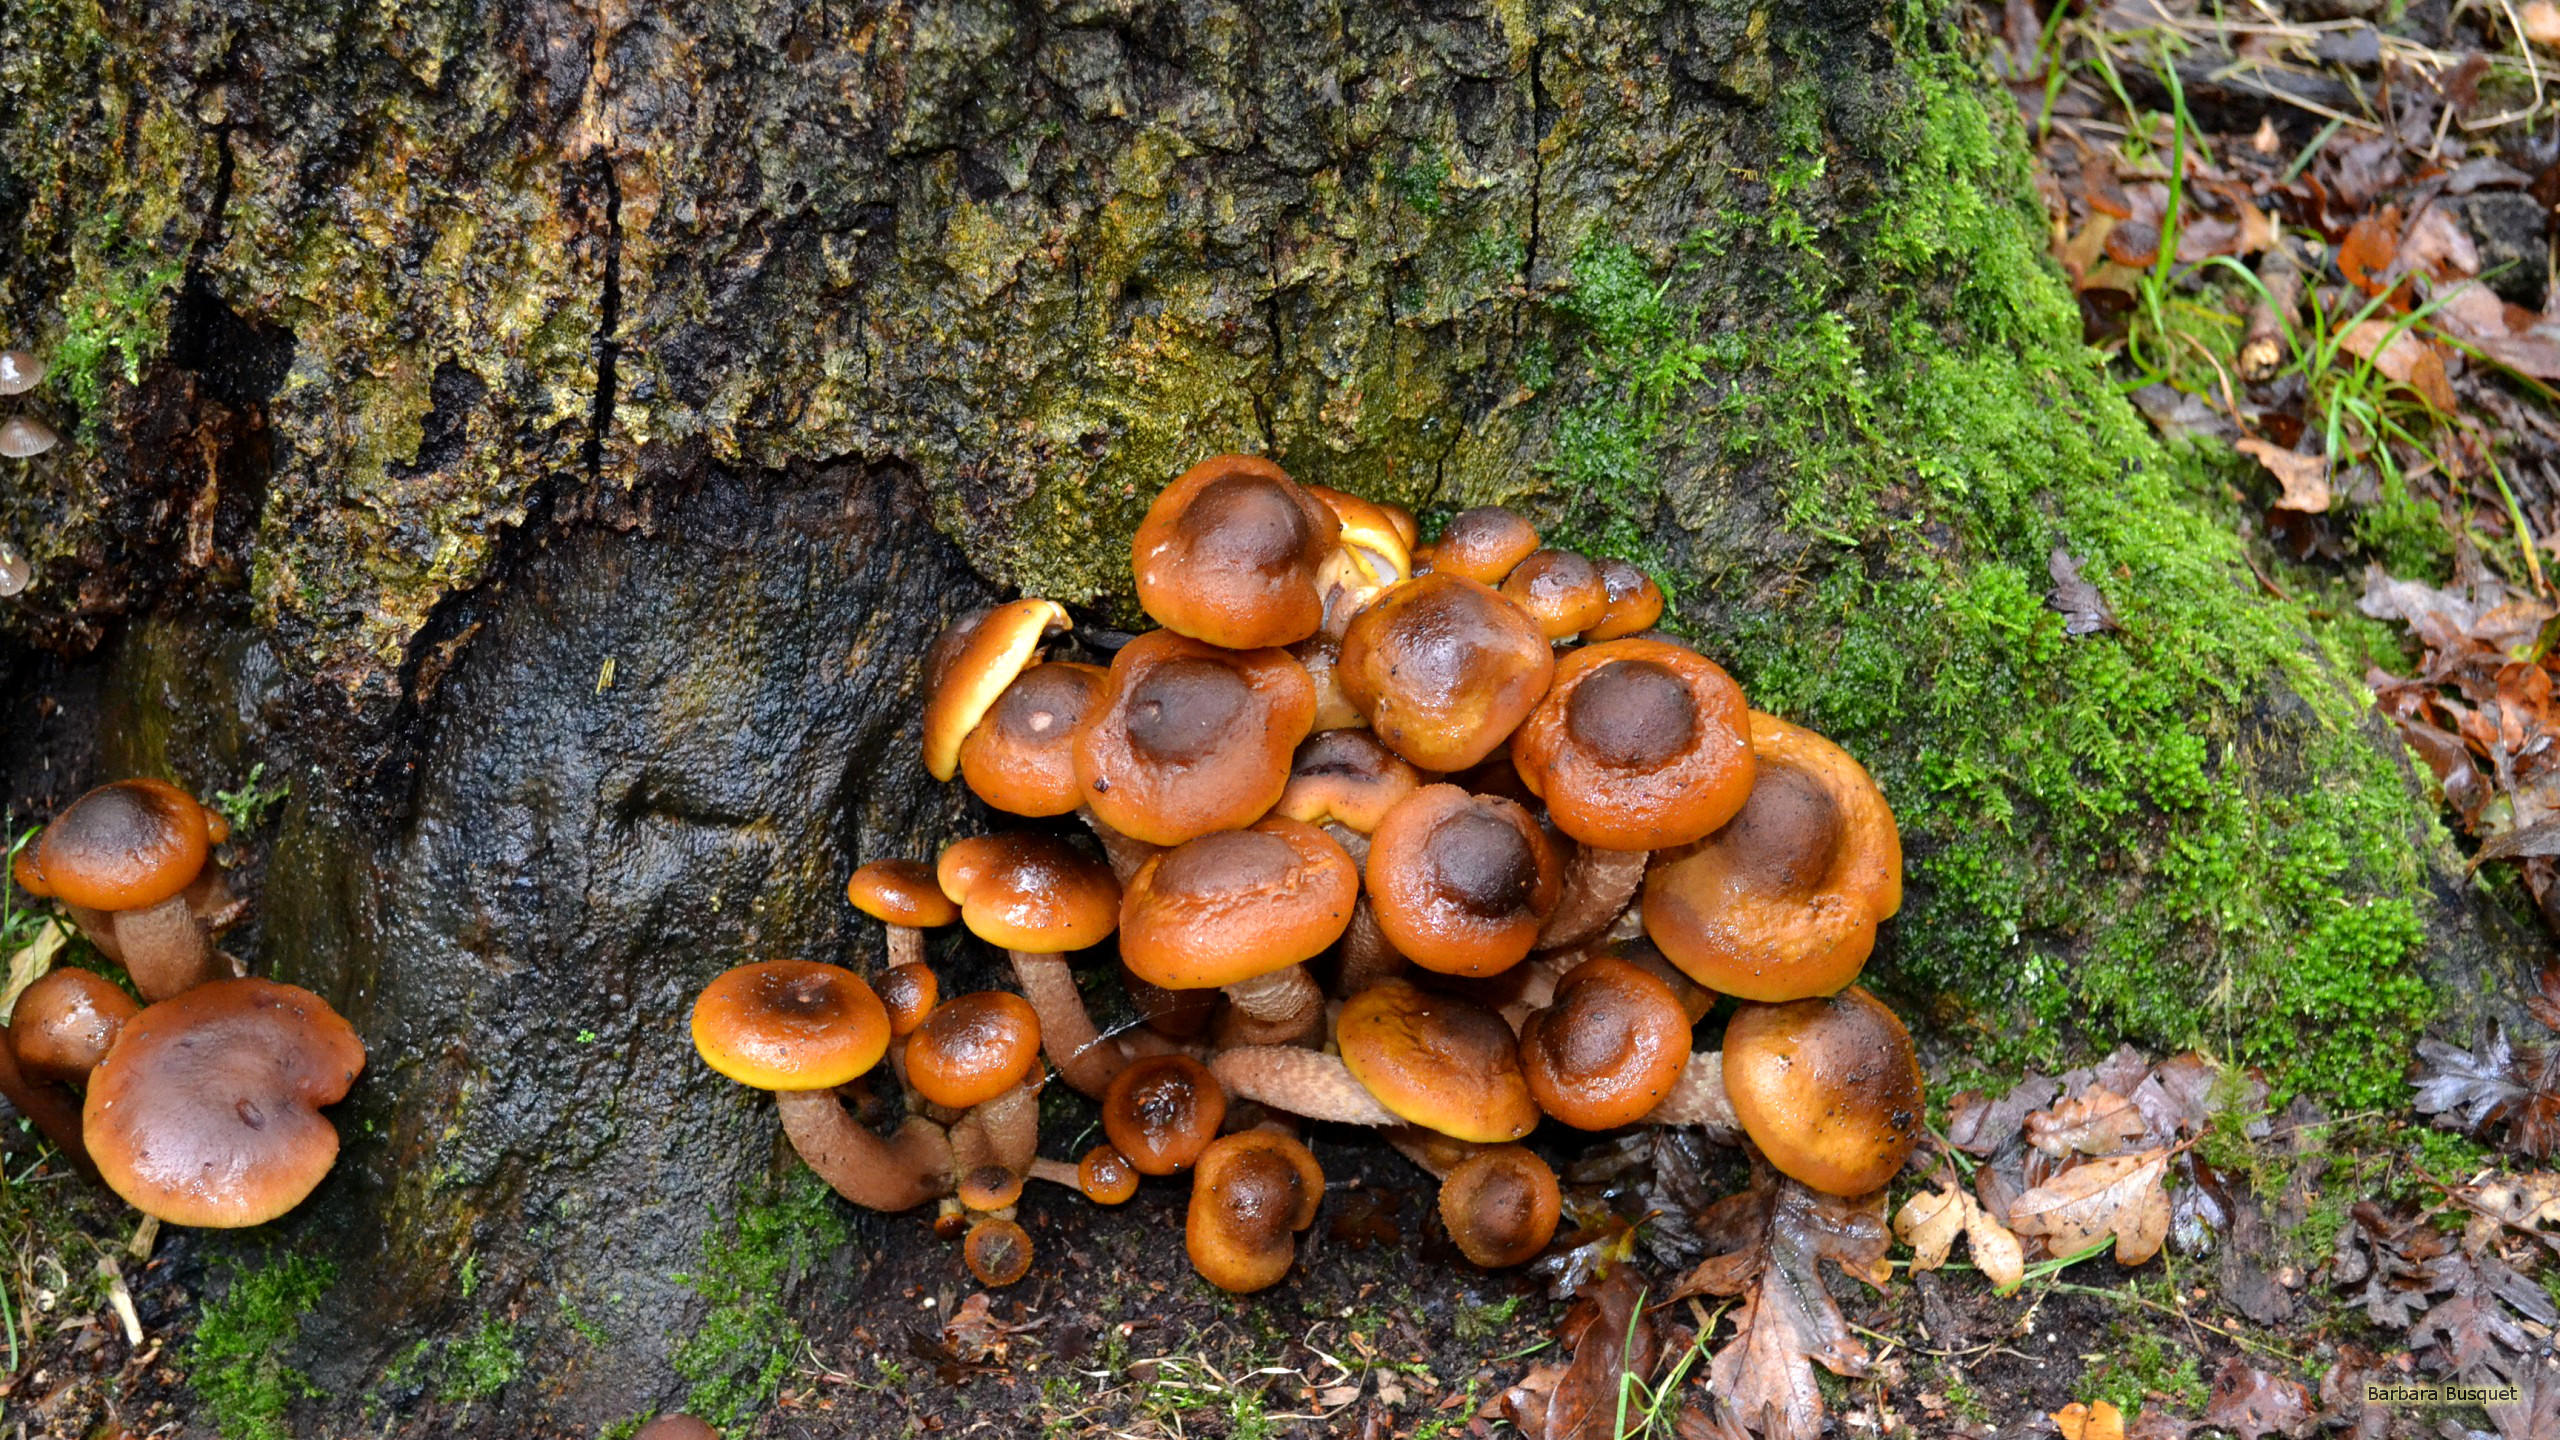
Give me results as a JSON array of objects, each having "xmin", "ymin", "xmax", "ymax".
[
  {"xmin": 5, "ymin": 779, "xmax": 366, "ymax": 1228},
  {"xmin": 693, "ymin": 455, "xmax": 1923, "ymax": 1294},
  {"xmin": 0, "ymin": 346, "xmax": 51, "ymax": 597}
]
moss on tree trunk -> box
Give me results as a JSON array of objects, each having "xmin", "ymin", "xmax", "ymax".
[{"xmin": 0, "ymin": 0, "xmax": 2537, "ymax": 1430}]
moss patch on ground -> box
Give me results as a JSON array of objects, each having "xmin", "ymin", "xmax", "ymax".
[
  {"xmin": 672, "ymin": 1168, "xmax": 849, "ymax": 1431},
  {"xmin": 186, "ymin": 1255, "xmax": 332, "ymax": 1440}
]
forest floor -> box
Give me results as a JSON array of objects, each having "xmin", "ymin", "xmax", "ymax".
[{"xmin": 14, "ymin": 1, "xmax": 2560, "ymax": 1438}]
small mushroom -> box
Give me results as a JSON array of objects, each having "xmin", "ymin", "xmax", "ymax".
[
  {"xmin": 1499, "ymin": 549, "xmax": 1610, "ymax": 640},
  {"xmin": 0, "ymin": 350, "xmax": 45, "ymax": 396},
  {"xmin": 1073, "ymin": 629, "xmax": 1314, "ymax": 846},
  {"xmin": 905, "ymin": 991, "xmax": 1044, "ymax": 1111},
  {"xmin": 1337, "ymin": 979, "xmax": 1538, "ymax": 1143},
  {"xmin": 1186, "ymin": 1130, "xmax": 1325, "ymax": 1293},
  {"xmin": 0, "ymin": 541, "xmax": 31, "ymax": 598},
  {"xmin": 937, "ymin": 833, "xmax": 1127, "ymax": 1098},
  {"xmin": 877, "ymin": 962, "xmax": 939, "ymax": 1036},
  {"xmin": 964, "ymin": 1216, "xmax": 1034, "ymax": 1287},
  {"xmin": 1642, "ymin": 712, "xmax": 1900, "ymax": 1001},
  {"xmin": 1025, "ymin": 1143, "xmax": 1143, "ymax": 1204},
  {"xmin": 1274, "ymin": 729, "xmax": 1421, "ymax": 836},
  {"xmin": 1102, "ymin": 1054, "xmax": 1228, "ymax": 1175},
  {"xmin": 0, "ymin": 416, "xmax": 57, "ymax": 459},
  {"xmin": 1306, "ymin": 484, "xmax": 1414, "ymax": 635},
  {"xmin": 1517, "ymin": 955, "xmax": 1690, "ymax": 1130},
  {"xmin": 1721, "ymin": 986, "xmax": 1921, "ymax": 1197},
  {"xmin": 1421, "ymin": 506, "xmax": 1540, "ymax": 586},
  {"xmin": 84, "ymin": 978, "xmax": 366, "ymax": 1227},
  {"xmin": 1366, "ymin": 785, "xmax": 1560, "ymax": 978},
  {"xmin": 1439, "ymin": 1145, "xmax": 1561, "ymax": 1267},
  {"xmin": 11, "ymin": 968, "xmax": 140, "ymax": 1083},
  {"xmin": 1133, "ymin": 455, "xmax": 1341, "ymax": 649},
  {"xmin": 692, "ymin": 960, "xmax": 952, "ymax": 1212},
  {"xmin": 1583, "ymin": 559, "xmax": 1665, "ymax": 641},
  {"xmin": 846, "ymin": 859, "xmax": 960, "ymax": 970},
  {"xmin": 31, "ymin": 779, "xmax": 231, "ymax": 1001},
  {"xmin": 960, "ymin": 662, "xmax": 1108, "ymax": 816},
  {"xmin": 1337, "ymin": 574, "xmax": 1554, "ymax": 772},
  {"xmin": 0, "ymin": 1013, "xmax": 98, "ymax": 1182},
  {"xmin": 1287, "ymin": 635, "xmax": 1367, "ymax": 732},
  {"xmin": 1119, "ymin": 818, "xmax": 1357, "ymax": 1046},
  {"xmin": 1511, "ymin": 637, "xmax": 1756, "ymax": 852},
  {"xmin": 633, "ymin": 1418, "xmax": 721, "ymax": 1440},
  {"xmin": 922, "ymin": 599, "xmax": 1071, "ymax": 782}
]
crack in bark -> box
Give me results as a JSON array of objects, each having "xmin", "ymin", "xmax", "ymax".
[
  {"xmin": 1255, "ymin": 230, "xmax": 1283, "ymax": 454},
  {"xmin": 584, "ymin": 157, "xmax": 623, "ymax": 482},
  {"xmin": 1523, "ymin": 35, "xmax": 1548, "ymax": 311},
  {"xmin": 193, "ymin": 123, "xmax": 237, "ymax": 276}
]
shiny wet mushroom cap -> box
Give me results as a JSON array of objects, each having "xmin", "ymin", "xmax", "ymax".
[
  {"xmin": 904, "ymin": 991, "xmax": 1043, "ymax": 1110},
  {"xmin": 1118, "ymin": 819, "xmax": 1358, "ymax": 993},
  {"xmin": 965, "ymin": 1216, "xmax": 1035, "ymax": 1286},
  {"xmin": 1079, "ymin": 1144, "xmax": 1141, "ymax": 1204},
  {"xmin": 1721, "ymin": 986, "xmax": 1922, "ymax": 1197},
  {"xmin": 37, "ymin": 779, "xmax": 214, "ymax": 913},
  {"xmin": 921, "ymin": 599, "xmax": 1070, "ymax": 782},
  {"xmin": 0, "ymin": 416, "xmax": 57, "ymax": 459},
  {"xmin": 1583, "ymin": 559, "xmax": 1666, "ymax": 642},
  {"xmin": 1365, "ymin": 786, "xmax": 1560, "ymax": 978},
  {"xmin": 83, "ymin": 978, "xmax": 366, "ymax": 1228},
  {"xmin": 1336, "ymin": 979, "xmax": 1539, "ymax": 1143},
  {"xmin": 1274, "ymin": 729, "xmax": 1421, "ymax": 835},
  {"xmin": 1102, "ymin": 1054, "xmax": 1228, "ymax": 1175},
  {"xmin": 1133, "ymin": 455, "xmax": 1341, "ymax": 649},
  {"xmin": 1073, "ymin": 629, "xmax": 1314, "ymax": 846},
  {"xmin": 0, "ymin": 541, "xmax": 29, "ymax": 598},
  {"xmin": 10, "ymin": 967, "xmax": 141, "ymax": 1084},
  {"xmin": 960, "ymin": 661, "xmax": 1109, "ymax": 817},
  {"xmin": 876, "ymin": 963, "xmax": 939, "ymax": 1037},
  {"xmin": 0, "ymin": 351, "xmax": 45, "ymax": 396},
  {"xmin": 1512, "ymin": 638, "xmax": 1756, "ymax": 852},
  {"xmin": 1424, "ymin": 507, "xmax": 1541, "ymax": 585},
  {"xmin": 1186, "ymin": 1130, "xmax": 1325, "ymax": 1293},
  {"xmin": 1499, "ymin": 549, "xmax": 1610, "ymax": 640},
  {"xmin": 1439, "ymin": 1145, "xmax": 1561, "ymax": 1268},
  {"xmin": 1517, "ymin": 955, "xmax": 1691, "ymax": 1130},
  {"xmin": 1337, "ymin": 574, "xmax": 1554, "ymax": 773},
  {"xmin": 690, "ymin": 961, "xmax": 891, "ymax": 1091},
  {"xmin": 847, "ymin": 858, "xmax": 961, "ymax": 971},
  {"xmin": 935, "ymin": 833, "xmax": 1121, "ymax": 954}
]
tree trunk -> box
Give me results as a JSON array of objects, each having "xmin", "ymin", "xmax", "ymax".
[{"xmin": 0, "ymin": 0, "xmax": 2540, "ymax": 1431}]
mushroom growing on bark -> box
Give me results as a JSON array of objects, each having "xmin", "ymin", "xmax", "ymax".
[
  {"xmin": 1499, "ymin": 549, "xmax": 1611, "ymax": 641},
  {"xmin": 1119, "ymin": 817, "xmax": 1357, "ymax": 1046},
  {"xmin": 0, "ymin": 416, "xmax": 57, "ymax": 459},
  {"xmin": 1305, "ymin": 484, "xmax": 1414, "ymax": 635},
  {"xmin": 846, "ymin": 859, "xmax": 959, "ymax": 971},
  {"xmin": 25, "ymin": 779, "xmax": 234, "ymax": 1001},
  {"xmin": 0, "ymin": 350, "xmax": 45, "ymax": 395},
  {"xmin": 922, "ymin": 599, "xmax": 1071, "ymax": 783},
  {"xmin": 1720, "ymin": 986, "xmax": 1922, "ymax": 1197},
  {"xmin": 961, "ymin": 661, "xmax": 1109, "ymax": 817},
  {"xmin": 1073, "ymin": 629, "xmax": 1314, "ymax": 846},
  {"xmin": 1337, "ymin": 574, "xmax": 1554, "ymax": 772},
  {"xmin": 1420, "ymin": 506, "xmax": 1541, "ymax": 585},
  {"xmin": 1186, "ymin": 1129, "xmax": 1325, "ymax": 1293},
  {"xmin": 1366, "ymin": 786, "xmax": 1560, "ymax": 978},
  {"xmin": 1583, "ymin": 559, "xmax": 1666, "ymax": 641},
  {"xmin": 1133, "ymin": 454, "xmax": 1341, "ymax": 649},
  {"xmin": 84, "ymin": 978, "xmax": 366, "ymax": 1226},
  {"xmin": 937, "ymin": 833, "xmax": 1127, "ymax": 1098}
]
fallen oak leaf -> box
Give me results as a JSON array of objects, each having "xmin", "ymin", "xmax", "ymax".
[
  {"xmin": 2027, "ymin": 1085, "xmax": 2149, "ymax": 1156},
  {"xmin": 2337, "ymin": 321, "xmax": 2458, "ymax": 412},
  {"xmin": 1695, "ymin": 1175, "xmax": 1886, "ymax": 1439},
  {"xmin": 2053, "ymin": 1400, "xmax": 2128, "ymax": 1440},
  {"xmin": 1893, "ymin": 1182, "xmax": 2024, "ymax": 1293},
  {"xmin": 2234, "ymin": 440, "xmax": 2331, "ymax": 513},
  {"xmin": 2205, "ymin": 1359, "xmax": 2312, "ymax": 1440},
  {"xmin": 2007, "ymin": 1147, "xmax": 2171, "ymax": 1266},
  {"xmin": 1536, "ymin": 1269, "xmax": 1661, "ymax": 1440},
  {"xmin": 2046, "ymin": 547, "xmax": 2120, "ymax": 637}
]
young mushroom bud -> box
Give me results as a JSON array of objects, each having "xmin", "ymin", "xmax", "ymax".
[
  {"xmin": 11, "ymin": 968, "xmax": 140, "ymax": 1083},
  {"xmin": 961, "ymin": 662, "xmax": 1109, "ymax": 816},
  {"xmin": 1500, "ymin": 549, "xmax": 1611, "ymax": 640},
  {"xmin": 85, "ymin": 978, "xmax": 366, "ymax": 1227},
  {"xmin": 1120, "ymin": 818, "xmax": 1357, "ymax": 1047},
  {"xmin": 1306, "ymin": 485, "xmax": 1414, "ymax": 636},
  {"xmin": 1366, "ymin": 786, "xmax": 1560, "ymax": 978},
  {"xmin": 846, "ymin": 859, "xmax": 960, "ymax": 971},
  {"xmin": 1275, "ymin": 729, "xmax": 1422, "ymax": 836},
  {"xmin": 692, "ymin": 960, "xmax": 952, "ymax": 1212},
  {"xmin": 1133, "ymin": 455, "xmax": 1341, "ymax": 649},
  {"xmin": 1074, "ymin": 630, "xmax": 1315, "ymax": 846},
  {"xmin": 1337, "ymin": 979, "xmax": 1539, "ymax": 1143},
  {"xmin": 1583, "ymin": 559, "xmax": 1666, "ymax": 642},
  {"xmin": 1721, "ymin": 986, "xmax": 1922, "ymax": 1197},
  {"xmin": 1186, "ymin": 1130, "xmax": 1325, "ymax": 1293},
  {"xmin": 1517, "ymin": 955, "xmax": 1691, "ymax": 1130},
  {"xmin": 1439, "ymin": 1145, "xmax": 1561, "ymax": 1267},
  {"xmin": 922, "ymin": 599, "xmax": 1071, "ymax": 782},
  {"xmin": 1643, "ymin": 712, "xmax": 1901, "ymax": 1002},
  {"xmin": 964, "ymin": 1216, "xmax": 1035, "ymax": 1287},
  {"xmin": 937, "ymin": 833, "xmax": 1127, "ymax": 1098},
  {"xmin": 1423, "ymin": 507, "xmax": 1541, "ymax": 586},
  {"xmin": 1080, "ymin": 1144, "xmax": 1142, "ymax": 1204},
  {"xmin": 877, "ymin": 963, "xmax": 939, "ymax": 1037},
  {"xmin": 1102, "ymin": 1054, "xmax": 1229, "ymax": 1175},
  {"xmin": 1338, "ymin": 574, "xmax": 1555, "ymax": 772},
  {"xmin": 34, "ymin": 779, "xmax": 230, "ymax": 1001},
  {"xmin": 0, "ymin": 416, "xmax": 58, "ymax": 459},
  {"xmin": 1512, "ymin": 638, "xmax": 1756, "ymax": 852}
]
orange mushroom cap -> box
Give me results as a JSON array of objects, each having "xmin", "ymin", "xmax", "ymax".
[
  {"xmin": 960, "ymin": 661, "xmax": 1109, "ymax": 816},
  {"xmin": 1133, "ymin": 455, "xmax": 1341, "ymax": 649},
  {"xmin": 905, "ymin": 991, "xmax": 1043, "ymax": 1109},
  {"xmin": 1119, "ymin": 818, "xmax": 1358, "ymax": 991},
  {"xmin": 1336, "ymin": 979, "xmax": 1538, "ymax": 1143},
  {"xmin": 1642, "ymin": 712, "xmax": 1901, "ymax": 1002},
  {"xmin": 1583, "ymin": 559, "xmax": 1666, "ymax": 642},
  {"xmin": 1079, "ymin": 1144, "xmax": 1141, "ymax": 1204},
  {"xmin": 1102, "ymin": 1054, "xmax": 1229, "ymax": 1175},
  {"xmin": 633, "ymin": 1418, "xmax": 721, "ymax": 1440},
  {"xmin": 1186, "ymin": 1130, "xmax": 1325, "ymax": 1293},
  {"xmin": 1511, "ymin": 638, "xmax": 1756, "ymax": 852},
  {"xmin": 1365, "ymin": 786, "xmax": 1560, "ymax": 978},
  {"xmin": 1424, "ymin": 507, "xmax": 1540, "ymax": 585},
  {"xmin": 877, "ymin": 963, "xmax": 940, "ymax": 1037},
  {"xmin": 35, "ymin": 779, "xmax": 214, "ymax": 912},
  {"xmin": 1500, "ymin": 549, "xmax": 1610, "ymax": 640},
  {"xmin": 922, "ymin": 600, "xmax": 1071, "ymax": 782},
  {"xmin": 1073, "ymin": 629, "xmax": 1314, "ymax": 846},
  {"xmin": 964, "ymin": 1216, "xmax": 1035, "ymax": 1286},
  {"xmin": 936, "ymin": 833, "xmax": 1122, "ymax": 953},
  {"xmin": 1337, "ymin": 575, "xmax": 1554, "ymax": 772},
  {"xmin": 1439, "ymin": 1145, "xmax": 1561, "ymax": 1267},
  {"xmin": 10, "ymin": 968, "xmax": 141, "ymax": 1084},
  {"xmin": 1275, "ymin": 729, "xmax": 1422, "ymax": 835},
  {"xmin": 1307, "ymin": 485, "xmax": 1415, "ymax": 634},
  {"xmin": 847, "ymin": 859, "xmax": 961, "ymax": 929},
  {"xmin": 8, "ymin": 845, "xmax": 51, "ymax": 898},
  {"xmin": 1518, "ymin": 955, "xmax": 1691, "ymax": 1130},
  {"xmin": 692, "ymin": 961, "xmax": 891, "ymax": 1091},
  {"xmin": 1721, "ymin": 986, "xmax": 1922, "ymax": 1197}
]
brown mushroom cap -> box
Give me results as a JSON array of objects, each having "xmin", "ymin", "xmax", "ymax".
[
  {"xmin": 36, "ymin": 779, "xmax": 214, "ymax": 912},
  {"xmin": 1500, "ymin": 549, "xmax": 1611, "ymax": 640},
  {"xmin": 1517, "ymin": 956, "xmax": 1691, "ymax": 1130},
  {"xmin": 1073, "ymin": 629, "xmax": 1315, "ymax": 846},
  {"xmin": 936, "ymin": 833, "xmax": 1122, "ymax": 953},
  {"xmin": 1336, "ymin": 979, "xmax": 1538, "ymax": 1143},
  {"xmin": 1275, "ymin": 729, "xmax": 1422, "ymax": 834},
  {"xmin": 11, "ymin": 968, "xmax": 140, "ymax": 1083},
  {"xmin": 906, "ymin": 991, "xmax": 1043, "ymax": 1109},
  {"xmin": 847, "ymin": 859, "xmax": 961, "ymax": 929},
  {"xmin": 960, "ymin": 661, "xmax": 1109, "ymax": 816},
  {"xmin": 1119, "ymin": 819, "xmax": 1358, "ymax": 991},
  {"xmin": 692, "ymin": 961, "xmax": 891, "ymax": 1091},
  {"xmin": 1080, "ymin": 1144, "xmax": 1141, "ymax": 1204},
  {"xmin": 1583, "ymin": 559, "xmax": 1666, "ymax": 642},
  {"xmin": 1365, "ymin": 786, "xmax": 1560, "ymax": 978},
  {"xmin": 923, "ymin": 599, "xmax": 1070, "ymax": 782},
  {"xmin": 633, "ymin": 1418, "xmax": 721, "ymax": 1440},
  {"xmin": 959, "ymin": 1163, "xmax": 1027, "ymax": 1212},
  {"xmin": 1102, "ymin": 1054, "xmax": 1229, "ymax": 1175},
  {"xmin": 1425, "ymin": 507, "xmax": 1541, "ymax": 585},
  {"xmin": 1512, "ymin": 638, "xmax": 1756, "ymax": 852},
  {"xmin": 1439, "ymin": 1145, "xmax": 1561, "ymax": 1267},
  {"xmin": 1133, "ymin": 455, "xmax": 1342, "ymax": 649},
  {"xmin": 1722, "ymin": 986, "xmax": 1922, "ymax": 1197},
  {"xmin": 1642, "ymin": 712, "xmax": 1901, "ymax": 1002},
  {"xmin": 83, "ymin": 978, "xmax": 366, "ymax": 1228},
  {"xmin": 877, "ymin": 963, "xmax": 940, "ymax": 1036},
  {"xmin": 1337, "ymin": 575, "xmax": 1555, "ymax": 772},
  {"xmin": 1186, "ymin": 1130, "xmax": 1325, "ymax": 1293},
  {"xmin": 9, "ymin": 845, "xmax": 51, "ymax": 898},
  {"xmin": 964, "ymin": 1216, "xmax": 1035, "ymax": 1286}
]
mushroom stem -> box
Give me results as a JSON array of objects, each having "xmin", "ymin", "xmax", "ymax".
[
  {"xmin": 885, "ymin": 924, "xmax": 925, "ymax": 972},
  {"xmin": 1075, "ymin": 806, "xmax": 1163, "ymax": 887},
  {"xmin": 1218, "ymin": 965, "xmax": 1325, "ymax": 1047},
  {"xmin": 1640, "ymin": 1051, "xmax": 1735, "ymax": 1130},
  {"xmin": 1026, "ymin": 1157, "xmax": 1084, "ymax": 1189},
  {"xmin": 952, "ymin": 1079, "xmax": 1041, "ymax": 1180},
  {"xmin": 64, "ymin": 905, "xmax": 122, "ymax": 964},
  {"xmin": 109, "ymin": 894, "xmax": 222, "ymax": 1002},
  {"xmin": 0, "ymin": 1024, "xmax": 99, "ymax": 1184},
  {"xmin": 1332, "ymin": 902, "xmax": 1405, "ymax": 997},
  {"xmin": 774, "ymin": 1091, "xmax": 953, "ymax": 1212},
  {"xmin": 1007, "ymin": 950, "xmax": 1130, "ymax": 1098},
  {"xmin": 1537, "ymin": 845, "xmax": 1648, "ymax": 952},
  {"xmin": 1381, "ymin": 1125, "xmax": 1480, "ymax": 1180},
  {"xmin": 1209, "ymin": 1046, "xmax": 1401, "ymax": 1128}
]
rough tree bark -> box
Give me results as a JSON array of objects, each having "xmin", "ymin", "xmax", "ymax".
[{"xmin": 0, "ymin": 0, "xmax": 2540, "ymax": 1431}]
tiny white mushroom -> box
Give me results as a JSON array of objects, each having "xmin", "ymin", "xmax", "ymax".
[{"xmin": 0, "ymin": 351, "xmax": 44, "ymax": 397}]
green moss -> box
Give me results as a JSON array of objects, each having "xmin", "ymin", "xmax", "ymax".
[
  {"xmin": 437, "ymin": 1318, "xmax": 525, "ymax": 1403},
  {"xmin": 187, "ymin": 1256, "xmax": 333, "ymax": 1440},
  {"xmin": 51, "ymin": 211, "xmax": 183, "ymax": 418},
  {"xmin": 2086, "ymin": 1328, "xmax": 2208, "ymax": 1416},
  {"xmin": 672, "ymin": 1169, "xmax": 849, "ymax": 1430}
]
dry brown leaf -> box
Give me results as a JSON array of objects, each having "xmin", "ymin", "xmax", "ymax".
[
  {"xmin": 2432, "ymin": 280, "xmax": 2516, "ymax": 343},
  {"xmin": 2008, "ymin": 1148, "xmax": 2172, "ymax": 1265},
  {"xmin": 1537, "ymin": 1270, "xmax": 1660, "ymax": 1440},
  {"xmin": 2338, "ymin": 322, "xmax": 2459, "ymax": 411},
  {"xmin": 1894, "ymin": 1182, "xmax": 2026, "ymax": 1292},
  {"xmin": 2402, "ymin": 207, "xmax": 2481, "ymax": 281},
  {"xmin": 2027, "ymin": 1085, "xmax": 2149, "ymax": 1155},
  {"xmin": 1696, "ymin": 1176, "xmax": 1885, "ymax": 1438},
  {"xmin": 2472, "ymin": 331, "xmax": 2560, "ymax": 380},
  {"xmin": 2338, "ymin": 208, "xmax": 2402, "ymax": 296},
  {"xmin": 2205, "ymin": 1358, "xmax": 2312, "ymax": 1440},
  {"xmin": 2235, "ymin": 440, "xmax": 2332, "ymax": 513},
  {"xmin": 2053, "ymin": 1400, "xmax": 2129, "ymax": 1440},
  {"xmin": 2525, "ymin": 0, "xmax": 2560, "ymax": 48}
]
